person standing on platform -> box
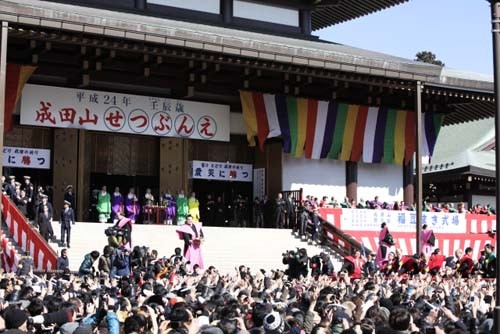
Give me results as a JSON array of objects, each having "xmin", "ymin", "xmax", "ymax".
[
  {"xmin": 253, "ymin": 197, "xmax": 264, "ymax": 228},
  {"xmin": 36, "ymin": 194, "xmax": 53, "ymax": 229},
  {"xmin": 22, "ymin": 176, "xmax": 34, "ymax": 219},
  {"xmin": 188, "ymin": 192, "xmax": 200, "ymax": 222},
  {"xmin": 111, "ymin": 186, "xmax": 123, "ymax": 223},
  {"xmin": 64, "ymin": 185, "xmax": 76, "ymax": 218},
  {"xmin": 285, "ymin": 194, "xmax": 295, "ymax": 229},
  {"xmin": 214, "ymin": 196, "xmax": 225, "ymax": 226},
  {"xmin": 125, "ymin": 187, "xmax": 140, "ymax": 223},
  {"xmin": 234, "ymin": 194, "xmax": 247, "ymax": 227},
  {"xmin": 97, "ymin": 185, "xmax": 111, "ymax": 223},
  {"xmin": 163, "ymin": 190, "xmax": 176, "ymax": 225},
  {"xmin": 376, "ymin": 222, "xmax": 395, "ymax": 266},
  {"xmin": 420, "ymin": 224, "xmax": 435, "ymax": 257},
  {"xmin": 176, "ymin": 214, "xmax": 204, "ymax": 270},
  {"xmin": 15, "ymin": 189, "xmax": 29, "ymax": 217},
  {"xmin": 7, "ymin": 176, "xmax": 16, "ymax": 201},
  {"xmin": 274, "ymin": 193, "xmax": 286, "ymax": 229},
  {"xmin": 60, "ymin": 200, "xmax": 75, "ymax": 248},
  {"xmin": 143, "ymin": 188, "xmax": 155, "ymax": 224},
  {"xmin": 38, "ymin": 204, "xmax": 53, "ymax": 242},
  {"xmin": 176, "ymin": 190, "xmax": 189, "ymax": 225},
  {"xmin": 203, "ymin": 194, "xmax": 215, "ymax": 226},
  {"xmin": 1, "ymin": 176, "xmax": 7, "ymax": 195}
]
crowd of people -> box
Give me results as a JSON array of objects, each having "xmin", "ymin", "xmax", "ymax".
[
  {"xmin": 306, "ymin": 195, "xmax": 495, "ymax": 215},
  {"xmin": 0, "ymin": 175, "xmax": 498, "ymax": 334},
  {"xmin": 0, "ymin": 233, "xmax": 495, "ymax": 334}
]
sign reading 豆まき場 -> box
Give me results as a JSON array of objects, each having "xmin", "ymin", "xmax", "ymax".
[{"xmin": 20, "ymin": 84, "xmax": 230, "ymax": 141}]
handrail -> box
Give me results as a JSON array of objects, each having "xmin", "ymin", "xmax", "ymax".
[
  {"xmin": 282, "ymin": 189, "xmax": 303, "ymax": 202},
  {"xmin": 1, "ymin": 194, "xmax": 58, "ymax": 270},
  {"xmin": 305, "ymin": 209, "xmax": 371, "ymax": 258}
]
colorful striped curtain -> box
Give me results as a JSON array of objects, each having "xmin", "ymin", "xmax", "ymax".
[{"xmin": 239, "ymin": 91, "xmax": 444, "ymax": 165}]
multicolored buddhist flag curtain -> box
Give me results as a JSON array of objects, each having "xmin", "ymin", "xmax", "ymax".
[
  {"xmin": 5, "ymin": 64, "xmax": 36, "ymax": 132},
  {"xmin": 239, "ymin": 91, "xmax": 444, "ymax": 165}
]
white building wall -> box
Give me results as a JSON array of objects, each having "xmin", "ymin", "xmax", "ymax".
[
  {"xmin": 471, "ymin": 195, "xmax": 496, "ymax": 210},
  {"xmin": 147, "ymin": 0, "xmax": 220, "ymax": 13},
  {"xmin": 357, "ymin": 162, "xmax": 403, "ymax": 204},
  {"xmin": 234, "ymin": 0, "xmax": 299, "ymax": 26},
  {"xmin": 282, "ymin": 155, "xmax": 346, "ymax": 199}
]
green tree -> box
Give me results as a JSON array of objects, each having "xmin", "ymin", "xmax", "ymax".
[{"xmin": 415, "ymin": 51, "xmax": 445, "ymax": 66}]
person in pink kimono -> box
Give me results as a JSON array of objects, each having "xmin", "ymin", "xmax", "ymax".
[
  {"xmin": 420, "ymin": 224, "xmax": 435, "ymax": 257},
  {"xmin": 376, "ymin": 222, "xmax": 395, "ymax": 266},
  {"xmin": 176, "ymin": 214, "xmax": 204, "ymax": 270}
]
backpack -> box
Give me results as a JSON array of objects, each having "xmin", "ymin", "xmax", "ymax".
[{"xmin": 428, "ymin": 231, "xmax": 436, "ymax": 246}]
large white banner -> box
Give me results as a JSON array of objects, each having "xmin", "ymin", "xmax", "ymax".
[
  {"xmin": 191, "ymin": 160, "xmax": 253, "ymax": 182},
  {"xmin": 20, "ymin": 84, "xmax": 230, "ymax": 141},
  {"xmin": 340, "ymin": 209, "xmax": 467, "ymax": 234},
  {"xmin": 3, "ymin": 146, "xmax": 51, "ymax": 169}
]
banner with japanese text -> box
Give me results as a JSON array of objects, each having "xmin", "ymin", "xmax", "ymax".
[
  {"xmin": 339, "ymin": 209, "xmax": 467, "ymax": 234},
  {"xmin": 20, "ymin": 84, "xmax": 230, "ymax": 141},
  {"xmin": 3, "ymin": 146, "xmax": 51, "ymax": 169},
  {"xmin": 190, "ymin": 160, "xmax": 253, "ymax": 182}
]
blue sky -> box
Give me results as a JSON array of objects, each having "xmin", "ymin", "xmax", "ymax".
[{"xmin": 316, "ymin": 0, "xmax": 493, "ymax": 75}]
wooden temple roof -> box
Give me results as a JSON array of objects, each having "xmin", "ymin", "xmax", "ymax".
[{"xmin": 311, "ymin": 0, "xmax": 410, "ymax": 30}]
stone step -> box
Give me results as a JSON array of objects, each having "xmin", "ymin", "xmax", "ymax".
[{"xmin": 50, "ymin": 222, "xmax": 343, "ymax": 274}]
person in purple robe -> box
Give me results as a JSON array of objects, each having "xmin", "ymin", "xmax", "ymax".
[
  {"xmin": 376, "ymin": 222, "xmax": 395, "ymax": 266},
  {"xmin": 111, "ymin": 186, "xmax": 124, "ymax": 223},
  {"xmin": 421, "ymin": 224, "xmax": 435, "ymax": 257},
  {"xmin": 125, "ymin": 187, "xmax": 140, "ymax": 222},
  {"xmin": 176, "ymin": 214, "xmax": 204, "ymax": 270},
  {"xmin": 163, "ymin": 190, "xmax": 176, "ymax": 225}
]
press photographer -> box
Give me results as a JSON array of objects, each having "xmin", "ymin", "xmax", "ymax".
[{"xmin": 282, "ymin": 248, "xmax": 308, "ymax": 279}]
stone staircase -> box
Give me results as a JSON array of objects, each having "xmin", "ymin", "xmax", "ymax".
[{"xmin": 49, "ymin": 222, "xmax": 343, "ymax": 274}]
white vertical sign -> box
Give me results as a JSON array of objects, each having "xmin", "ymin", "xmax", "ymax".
[{"xmin": 253, "ymin": 168, "xmax": 265, "ymax": 199}]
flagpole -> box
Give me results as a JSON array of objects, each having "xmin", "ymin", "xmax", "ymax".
[
  {"xmin": 415, "ymin": 82, "xmax": 423, "ymax": 255},
  {"xmin": 489, "ymin": 2, "xmax": 500, "ymax": 332}
]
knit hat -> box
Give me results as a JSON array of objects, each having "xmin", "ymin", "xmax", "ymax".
[
  {"xmin": 4, "ymin": 307, "xmax": 29, "ymax": 329},
  {"xmin": 263, "ymin": 311, "xmax": 284, "ymax": 334}
]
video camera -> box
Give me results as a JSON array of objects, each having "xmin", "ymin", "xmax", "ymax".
[{"xmin": 104, "ymin": 227, "xmax": 124, "ymax": 237}]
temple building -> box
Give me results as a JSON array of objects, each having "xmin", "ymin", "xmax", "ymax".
[
  {"xmin": 423, "ymin": 117, "xmax": 495, "ymax": 210},
  {"xmin": 0, "ymin": 0, "xmax": 495, "ymax": 221}
]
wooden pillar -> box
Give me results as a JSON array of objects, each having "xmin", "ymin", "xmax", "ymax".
[
  {"xmin": 221, "ymin": 0, "xmax": 233, "ymax": 24},
  {"xmin": 76, "ymin": 130, "xmax": 91, "ymax": 221},
  {"xmin": 254, "ymin": 140, "xmax": 282, "ymax": 199},
  {"xmin": 159, "ymin": 138, "xmax": 189, "ymax": 194},
  {"xmin": 403, "ymin": 160, "xmax": 414, "ymax": 206},
  {"xmin": 300, "ymin": 9, "xmax": 312, "ymax": 35},
  {"xmin": 345, "ymin": 161, "xmax": 357, "ymax": 202},
  {"xmin": 135, "ymin": 0, "xmax": 146, "ymax": 10},
  {"xmin": 0, "ymin": 22, "xmax": 8, "ymax": 172},
  {"xmin": 53, "ymin": 129, "xmax": 78, "ymax": 219}
]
